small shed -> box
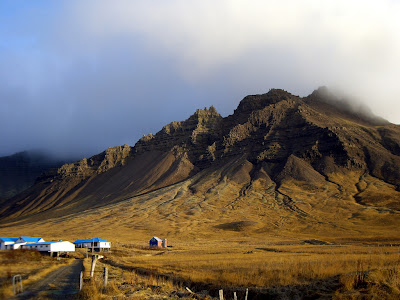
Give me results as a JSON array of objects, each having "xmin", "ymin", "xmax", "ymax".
[{"xmin": 149, "ymin": 237, "xmax": 167, "ymax": 248}]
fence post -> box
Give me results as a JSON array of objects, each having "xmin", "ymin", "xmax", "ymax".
[
  {"xmin": 12, "ymin": 275, "xmax": 23, "ymax": 295},
  {"xmin": 245, "ymin": 288, "xmax": 248, "ymax": 300},
  {"xmin": 79, "ymin": 271, "xmax": 83, "ymax": 291},
  {"xmin": 233, "ymin": 291, "xmax": 237, "ymax": 300},
  {"xmin": 219, "ymin": 289, "xmax": 224, "ymax": 300},
  {"xmin": 90, "ymin": 255, "xmax": 98, "ymax": 278},
  {"xmin": 104, "ymin": 267, "xmax": 108, "ymax": 287}
]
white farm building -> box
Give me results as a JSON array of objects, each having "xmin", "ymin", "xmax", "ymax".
[
  {"xmin": 0, "ymin": 237, "xmax": 18, "ymax": 250},
  {"xmin": 74, "ymin": 238, "xmax": 111, "ymax": 252},
  {"xmin": 21, "ymin": 241, "xmax": 75, "ymax": 254},
  {"xmin": 0, "ymin": 236, "xmax": 44, "ymax": 250}
]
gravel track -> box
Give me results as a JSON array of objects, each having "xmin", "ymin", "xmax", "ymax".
[{"xmin": 16, "ymin": 259, "xmax": 83, "ymax": 300}]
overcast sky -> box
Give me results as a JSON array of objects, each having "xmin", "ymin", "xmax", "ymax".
[{"xmin": 1, "ymin": 0, "xmax": 400, "ymax": 158}]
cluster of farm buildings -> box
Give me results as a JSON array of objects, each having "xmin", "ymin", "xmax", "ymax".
[
  {"xmin": 0, "ymin": 236, "xmax": 111, "ymax": 254},
  {"xmin": 0, "ymin": 236, "xmax": 167, "ymax": 255}
]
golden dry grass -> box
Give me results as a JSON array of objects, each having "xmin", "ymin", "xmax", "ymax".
[
  {"xmin": 72, "ymin": 240, "xmax": 400, "ymax": 299},
  {"xmin": 0, "ymin": 250, "xmax": 73, "ymax": 298},
  {"xmin": 78, "ymin": 254, "xmax": 191, "ymax": 299},
  {"xmin": 109, "ymin": 242, "xmax": 399, "ymax": 286}
]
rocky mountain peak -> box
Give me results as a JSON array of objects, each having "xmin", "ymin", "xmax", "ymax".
[
  {"xmin": 139, "ymin": 133, "xmax": 154, "ymax": 142},
  {"xmin": 306, "ymin": 86, "xmax": 389, "ymax": 126},
  {"xmin": 193, "ymin": 105, "xmax": 219, "ymax": 117},
  {"xmin": 234, "ymin": 89, "xmax": 297, "ymax": 116}
]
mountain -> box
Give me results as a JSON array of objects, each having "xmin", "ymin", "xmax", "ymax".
[
  {"xmin": 0, "ymin": 151, "xmax": 68, "ymax": 200},
  {"xmin": 0, "ymin": 88, "xmax": 399, "ymax": 240}
]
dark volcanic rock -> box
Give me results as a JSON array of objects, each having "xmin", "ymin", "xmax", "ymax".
[{"xmin": 55, "ymin": 144, "xmax": 132, "ymax": 179}]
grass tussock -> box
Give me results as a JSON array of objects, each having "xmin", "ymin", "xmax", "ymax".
[{"xmin": 334, "ymin": 265, "xmax": 400, "ymax": 299}]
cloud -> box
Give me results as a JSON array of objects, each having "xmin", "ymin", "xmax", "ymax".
[
  {"xmin": 64, "ymin": 0, "xmax": 400, "ymax": 116},
  {"xmin": 1, "ymin": 0, "xmax": 400, "ymax": 157}
]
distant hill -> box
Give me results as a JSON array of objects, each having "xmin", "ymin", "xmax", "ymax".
[
  {"xmin": 0, "ymin": 88, "xmax": 399, "ymax": 240},
  {"xmin": 0, "ymin": 151, "xmax": 68, "ymax": 200}
]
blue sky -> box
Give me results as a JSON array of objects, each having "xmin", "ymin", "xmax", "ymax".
[{"xmin": 1, "ymin": 0, "xmax": 400, "ymax": 158}]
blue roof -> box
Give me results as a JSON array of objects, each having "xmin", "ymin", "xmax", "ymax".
[
  {"xmin": 19, "ymin": 236, "xmax": 42, "ymax": 243},
  {"xmin": 0, "ymin": 237, "xmax": 18, "ymax": 242},
  {"xmin": 150, "ymin": 237, "xmax": 162, "ymax": 241},
  {"xmin": 74, "ymin": 238, "xmax": 111, "ymax": 243},
  {"xmin": 26, "ymin": 241, "xmax": 66, "ymax": 246}
]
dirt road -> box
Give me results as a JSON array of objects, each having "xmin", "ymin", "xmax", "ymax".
[{"xmin": 16, "ymin": 259, "xmax": 83, "ymax": 300}]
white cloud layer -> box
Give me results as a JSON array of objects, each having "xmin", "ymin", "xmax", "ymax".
[
  {"xmin": 1, "ymin": 0, "xmax": 400, "ymax": 157},
  {"xmin": 61, "ymin": 0, "xmax": 400, "ymax": 119}
]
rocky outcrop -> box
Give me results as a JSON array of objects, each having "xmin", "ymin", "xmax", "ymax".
[
  {"xmin": 134, "ymin": 106, "xmax": 223, "ymax": 168},
  {"xmin": 55, "ymin": 144, "xmax": 132, "ymax": 179}
]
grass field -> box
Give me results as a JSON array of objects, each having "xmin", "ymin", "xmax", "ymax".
[
  {"xmin": 1, "ymin": 234, "xmax": 399, "ymax": 298},
  {"xmin": 76, "ymin": 239, "xmax": 400, "ymax": 299}
]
